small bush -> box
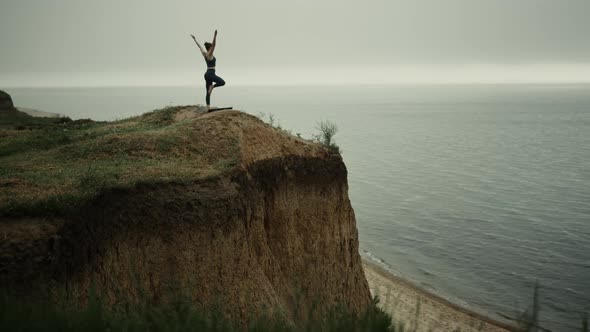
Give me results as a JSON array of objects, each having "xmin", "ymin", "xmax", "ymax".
[{"xmin": 314, "ymin": 120, "xmax": 341, "ymax": 154}]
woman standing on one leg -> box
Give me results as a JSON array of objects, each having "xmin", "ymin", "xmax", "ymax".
[{"xmin": 191, "ymin": 30, "xmax": 225, "ymax": 112}]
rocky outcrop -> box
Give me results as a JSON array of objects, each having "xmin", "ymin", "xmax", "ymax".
[
  {"xmin": 0, "ymin": 90, "xmax": 33, "ymax": 121},
  {"xmin": 0, "ymin": 90, "xmax": 18, "ymax": 113},
  {"xmin": 0, "ymin": 90, "xmax": 60, "ymax": 118},
  {"xmin": 0, "ymin": 90, "xmax": 15, "ymax": 111},
  {"xmin": 0, "ymin": 108, "xmax": 371, "ymax": 326}
]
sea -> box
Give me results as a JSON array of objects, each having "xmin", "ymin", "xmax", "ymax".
[{"xmin": 5, "ymin": 84, "xmax": 590, "ymax": 331}]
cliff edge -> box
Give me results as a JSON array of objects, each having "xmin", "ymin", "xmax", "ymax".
[
  {"xmin": 0, "ymin": 106, "xmax": 371, "ymax": 326},
  {"xmin": 0, "ymin": 90, "xmax": 68, "ymax": 128},
  {"xmin": 0, "ymin": 90, "xmax": 17, "ymax": 112},
  {"xmin": 0, "ymin": 89, "xmax": 31, "ymax": 122}
]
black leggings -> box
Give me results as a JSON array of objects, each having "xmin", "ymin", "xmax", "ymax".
[{"xmin": 204, "ymin": 69, "xmax": 225, "ymax": 106}]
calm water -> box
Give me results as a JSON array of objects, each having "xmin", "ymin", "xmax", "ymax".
[{"xmin": 6, "ymin": 84, "xmax": 590, "ymax": 330}]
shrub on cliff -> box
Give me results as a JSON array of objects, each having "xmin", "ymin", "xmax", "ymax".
[
  {"xmin": 255, "ymin": 113, "xmax": 342, "ymax": 154},
  {"xmin": 314, "ymin": 120, "xmax": 341, "ymax": 154}
]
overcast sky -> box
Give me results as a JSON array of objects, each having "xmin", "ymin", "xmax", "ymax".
[{"xmin": 1, "ymin": 0, "xmax": 590, "ymax": 86}]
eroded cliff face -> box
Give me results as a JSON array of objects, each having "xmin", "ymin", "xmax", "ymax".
[{"xmin": 0, "ymin": 109, "xmax": 370, "ymax": 326}]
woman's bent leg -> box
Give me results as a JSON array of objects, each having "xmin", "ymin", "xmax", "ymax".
[
  {"xmin": 211, "ymin": 74, "xmax": 225, "ymax": 88},
  {"xmin": 204, "ymin": 71, "xmax": 224, "ymax": 109}
]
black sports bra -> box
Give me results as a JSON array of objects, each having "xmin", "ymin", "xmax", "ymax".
[{"xmin": 205, "ymin": 55, "xmax": 216, "ymax": 68}]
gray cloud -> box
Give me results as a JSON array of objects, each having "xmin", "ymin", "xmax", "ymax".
[{"xmin": 1, "ymin": 0, "xmax": 589, "ymax": 86}]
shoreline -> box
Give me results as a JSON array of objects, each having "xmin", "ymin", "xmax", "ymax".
[
  {"xmin": 363, "ymin": 260, "xmax": 518, "ymax": 332},
  {"xmin": 16, "ymin": 107, "xmax": 62, "ymax": 118}
]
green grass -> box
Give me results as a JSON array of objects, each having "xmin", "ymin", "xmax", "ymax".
[
  {"xmin": 0, "ymin": 108, "xmax": 72, "ymax": 130},
  {"xmin": 0, "ymin": 290, "xmax": 394, "ymax": 332},
  {"xmin": 4, "ymin": 279, "xmax": 588, "ymax": 331},
  {"xmin": 1, "ymin": 106, "xmax": 343, "ymax": 218},
  {"xmin": 0, "ymin": 106, "xmax": 240, "ymax": 217}
]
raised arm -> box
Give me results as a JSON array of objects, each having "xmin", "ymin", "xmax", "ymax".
[
  {"xmin": 190, "ymin": 34, "xmax": 207, "ymax": 56},
  {"xmin": 207, "ymin": 30, "xmax": 218, "ymax": 58}
]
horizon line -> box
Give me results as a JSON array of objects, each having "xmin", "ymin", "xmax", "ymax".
[{"xmin": 4, "ymin": 81, "xmax": 590, "ymax": 89}]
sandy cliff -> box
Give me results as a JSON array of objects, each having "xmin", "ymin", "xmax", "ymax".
[{"xmin": 0, "ymin": 107, "xmax": 370, "ymax": 326}]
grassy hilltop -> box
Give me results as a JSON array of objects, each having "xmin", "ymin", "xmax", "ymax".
[
  {"xmin": 0, "ymin": 106, "xmax": 247, "ymax": 217},
  {"xmin": 0, "ymin": 106, "xmax": 339, "ymax": 218}
]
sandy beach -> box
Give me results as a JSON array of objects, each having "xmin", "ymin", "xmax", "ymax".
[
  {"xmin": 17, "ymin": 107, "xmax": 62, "ymax": 118},
  {"xmin": 363, "ymin": 261, "xmax": 518, "ymax": 332}
]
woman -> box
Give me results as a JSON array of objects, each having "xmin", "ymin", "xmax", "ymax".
[{"xmin": 191, "ymin": 30, "xmax": 225, "ymax": 111}]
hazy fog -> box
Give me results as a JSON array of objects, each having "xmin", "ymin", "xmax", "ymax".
[{"xmin": 1, "ymin": 0, "xmax": 589, "ymax": 86}]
